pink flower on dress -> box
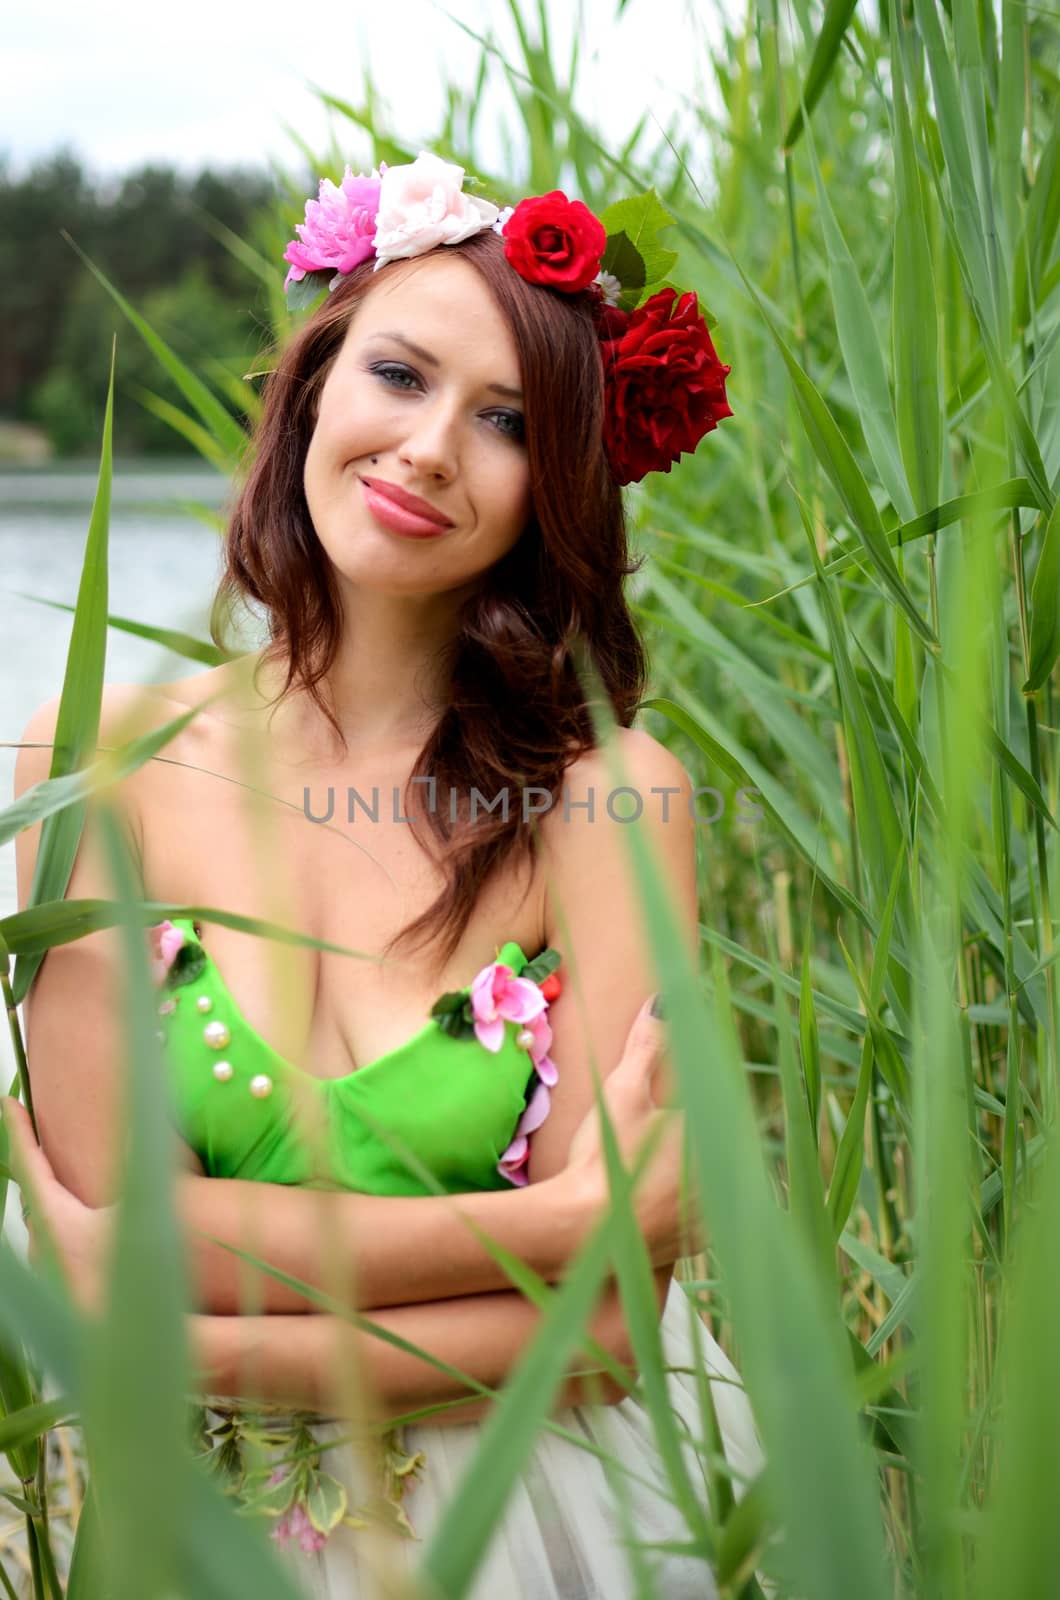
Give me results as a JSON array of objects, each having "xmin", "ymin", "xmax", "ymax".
[
  {"xmin": 148, "ymin": 920, "xmax": 184, "ymax": 985},
  {"xmin": 283, "ymin": 167, "xmax": 383, "ymax": 291},
  {"xmin": 521, "ymin": 1011, "xmax": 558, "ymax": 1085},
  {"xmin": 469, "ymin": 961, "xmax": 546, "ymax": 1053},
  {"xmin": 497, "ymin": 1078, "xmax": 553, "ymax": 1186},
  {"xmin": 271, "ymin": 1501, "xmax": 327, "ymax": 1557}
]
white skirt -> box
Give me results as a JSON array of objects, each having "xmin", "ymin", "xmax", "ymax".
[{"xmin": 270, "ymin": 1278, "xmax": 766, "ymax": 1599}]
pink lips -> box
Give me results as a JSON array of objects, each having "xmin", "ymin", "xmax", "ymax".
[{"xmin": 360, "ymin": 476, "xmax": 454, "ymax": 539}]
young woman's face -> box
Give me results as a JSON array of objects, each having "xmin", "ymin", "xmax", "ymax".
[{"xmin": 303, "ymin": 252, "xmax": 532, "ymax": 598}]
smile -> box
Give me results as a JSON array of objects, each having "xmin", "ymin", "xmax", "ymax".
[{"xmin": 359, "ymin": 476, "xmax": 454, "ymax": 539}]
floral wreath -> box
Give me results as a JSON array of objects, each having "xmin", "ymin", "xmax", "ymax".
[{"xmin": 281, "ymin": 150, "xmax": 732, "ymax": 486}]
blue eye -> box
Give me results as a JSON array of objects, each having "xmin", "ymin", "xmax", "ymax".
[
  {"xmin": 370, "ymin": 361, "xmax": 419, "ymax": 389},
  {"xmin": 368, "ymin": 360, "xmax": 525, "ymax": 443},
  {"xmin": 490, "ymin": 411, "xmax": 526, "ymax": 442}
]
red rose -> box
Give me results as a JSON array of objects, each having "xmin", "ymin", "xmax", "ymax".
[
  {"xmin": 502, "ymin": 191, "xmax": 606, "ymax": 294},
  {"xmin": 597, "ymin": 288, "xmax": 733, "ymax": 485}
]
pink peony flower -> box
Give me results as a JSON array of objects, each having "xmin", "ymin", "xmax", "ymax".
[
  {"xmin": 283, "ymin": 167, "xmax": 383, "ymax": 291},
  {"xmin": 497, "ymin": 1079, "xmax": 553, "ymax": 1186},
  {"xmin": 469, "ymin": 961, "xmax": 546, "ymax": 1053},
  {"xmin": 148, "ymin": 920, "xmax": 184, "ymax": 985},
  {"xmin": 271, "ymin": 1501, "xmax": 327, "ymax": 1556},
  {"xmin": 372, "ymin": 152, "xmax": 499, "ymax": 270}
]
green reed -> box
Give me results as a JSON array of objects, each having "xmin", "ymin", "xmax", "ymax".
[{"xmin": 1, "ymin": 0, "xmax": 1058, "ymax": 1593}]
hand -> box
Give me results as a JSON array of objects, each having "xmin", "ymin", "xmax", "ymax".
[
  {"xmin": 1, "ymin": 1096, "xmax": 115, "ymax": 1319},
  {"xmin": 563, "ymin": 997, "xmax": 704, "ymax": 1266}
]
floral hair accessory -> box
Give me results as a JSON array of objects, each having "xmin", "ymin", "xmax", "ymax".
[
  {"xmin": 283, "ymin": 168, "xmax": 382, "ymax": 294},
  {"xmin": 499, "ymin": 189, "xmax": 606, "ymax": 293},
  {"xmin": 282, "ymin": 154, "xmax": 731, "ymax": 484},
  {"xmin": 372, "ymin": 151, "xmax": 499, "ymax": 270},
  {"xmin": 598, "ymin": 287, "xmax": 734, "ymax": 485}
]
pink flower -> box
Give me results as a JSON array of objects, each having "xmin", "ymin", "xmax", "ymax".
[
  {"xmin": 372, "ymin": 151, "xmax": 498, "ymax": 270},
  {"xmin": 522, "ymin": 1011, "xmax": 558, "ymax": 1085},
  {"xmin": 497, "ymin": 1079, "xmax": 553, "ymax": 1186},
  {"xmin": 148, "ymin": 920, "xmax": 184, "ymax": 985},
  {"xmin": 271, "ymin": 1501, "xmax": 327, "ymax": 1556},
  {"xmin": 469, "ymin": 961, "xmax": 546, "ymax": 1053},
  {"xmin": 283, "ymin": 167, "xmax": 383, "ymax": 290}
]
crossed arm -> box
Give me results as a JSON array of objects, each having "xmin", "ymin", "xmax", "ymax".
[{"xmin": 181, "ymin": 1172, "xmax": 675, "ymax": 1422}]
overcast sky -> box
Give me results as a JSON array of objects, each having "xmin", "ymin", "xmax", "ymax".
[{"xmin": 4, "ymin": 0, "xmax": 731, "ymax": 185}]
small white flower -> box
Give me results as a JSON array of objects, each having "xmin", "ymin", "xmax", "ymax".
[
  {"xmin": 593, "ymin": 269, "xmax": 622, "ymax": 307},
  {"xmin": 492, "ymin": 206, "xmax": 515, "ymax": 236}
]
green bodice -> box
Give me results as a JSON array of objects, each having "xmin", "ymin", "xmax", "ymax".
[{"xmin": 153, "ymin": 918, "xmax": 545, "ymax": 1196}]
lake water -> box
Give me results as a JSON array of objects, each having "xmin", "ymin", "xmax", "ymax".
[{"xmin": 0, "ymin": 461, "xmax": 236, "ymax": 1094}]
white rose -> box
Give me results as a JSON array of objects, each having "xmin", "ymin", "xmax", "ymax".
[{"xmin": 372, "ymin": 151, "xmax": 499, "ymax": 269}]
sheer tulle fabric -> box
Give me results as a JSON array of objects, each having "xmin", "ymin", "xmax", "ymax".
[{"xmin": 278, "ymin": 1278, "xmax": 765, "ymax": 1599}]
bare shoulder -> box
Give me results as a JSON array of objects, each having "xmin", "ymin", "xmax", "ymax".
[
  {"xmin": 536, "ymin": 724, "xmax": 698, "ymax": 949},
  {"xmin": 526, "ymin": 727, "xmax": 700, "ymax": 1185},
  {"xmin": 14, "ymin": 664, "xmax": 238, "ymax": 797},
  {"xmin": 562, "ymin": 725, "xmax": 694, "ymax": 800},
  {"xmin": 540, "ymin": 726, "xmax": 696, "ymax": 853}
]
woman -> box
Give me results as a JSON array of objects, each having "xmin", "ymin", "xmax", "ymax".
[{"xmin": 6, "ymin": 153, "xmax": 762, "ymax": 1596}]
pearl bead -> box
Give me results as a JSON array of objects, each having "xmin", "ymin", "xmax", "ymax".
[
  {"xmin": 203, "ymin": 1020, "xmax": 231, "ymax": 1050},
  {"xmin": 249, "ymin": 1074, "xmax": 273, "ymax": 1099},
  {"xmin": 212, "ymin": 1060, "xmax": 233, "ymax": 1083},
  {"xmin": 158, "ymin": 998, "xmax": 177, "ymax": 1016},
  {"xmin": 516, "ymin": 1028, "xmax": 535, "ymax": 1050},
  {"xmin": 196, "ymin": 995, "xmax": 213, "ymax": 1014}
]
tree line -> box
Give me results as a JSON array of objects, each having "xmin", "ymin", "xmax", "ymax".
[{"xmin": 0, "ymin": 149, "xmax": 278, "ymax": 457}]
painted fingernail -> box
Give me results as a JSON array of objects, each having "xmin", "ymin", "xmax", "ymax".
[{"xmin": 650, "ymin": 993, "xmax": 665, "ymax": 1020}]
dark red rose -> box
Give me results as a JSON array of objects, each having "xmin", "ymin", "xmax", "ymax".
[
  {"xmin": 597, "ymin": 288, "xmax": 733, "ymax": 485},
  {"xmin": 502, "ymin": 191, "xmax": 606, "ymax": 293}
]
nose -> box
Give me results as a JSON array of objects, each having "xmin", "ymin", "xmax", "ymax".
[{"xmin": 398, "ymin": 397, "xmax": 460, "ymax": 484}]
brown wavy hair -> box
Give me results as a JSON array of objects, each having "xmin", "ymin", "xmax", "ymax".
[{"xmin": 212, "ymin": 227, "xmax": 648, "ymax": 970}]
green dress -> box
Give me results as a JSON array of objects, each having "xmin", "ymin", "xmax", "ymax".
[
  {"xmin": 149, "ymin": 917, "xmax": 765, "ymax": 1599},
  {"xmin": 153, "ymin": 917, "xmax": 545, "ymax": 1195}
]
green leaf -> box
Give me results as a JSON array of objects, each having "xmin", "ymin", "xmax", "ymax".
[
  {"xmin": 11, "ymin": 594, "xmax": 231, "ymax": 668},
  {"xmin": 238, "ymin": 1471, "xmax": 298, "ymax": 1520},
  {"xmin": 782, "ymin": 0, "xmax": 859, "ymax": 149},
  {"xmin": 827, "ymin": 854, "xmax": 906, "ymax": 1241},
  {"xmin": 0, "ymin": 1396, "xmax": 75, "ymax": 1454},
  {"xmin": 598, "ymin": 189, "xmax": 679, "ymax": 299},
  {"xmin": 430, "ymin": 988, "xmax": 470, "ymax": 1018},
  {"xmin": 305, "ymin": 1471, "xmax": 348, "ymax": 1536},
  {"xmin": 599, "ymin": 229, "xmax": 647, "ymax": 299},
  {"xmin": 59, "ymin": 232, "xmax": 247, "ymax": 464},
  {"xmin": 165, "ymin": 942, "xmax": 208, "ymax": 989},
  {"xmin": 891, "ymin": 11, "xmax": 942, "ymax": 515},
  {"xmin": 285, "ymin": 270, "xmax": 332, "ymax": 312},
  {"xmin": 730, "ymin": 260, "xmax": 938, "ymax": 649},
  {"xmin": 798, "ymin": 88, "xmax": 912, "ymax": 523},
  {"xmin": 11, "ymin": 342, "xmax": 115, "ymax": 1007},
  {"xmin": 799, "ymin": 920, "xmax": 823, "ymax": 1142},
  {"xmin": 1024, "ymin": 495, "xmax": 1060, "ymax": 692},
  {"xmin": 522, "ymin": 948, "xmax": 561, "ymax": 983}
]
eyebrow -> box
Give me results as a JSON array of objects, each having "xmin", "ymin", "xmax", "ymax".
[{"xmin": 365, "ymin": 331, "xmax": 523, "ymax": 402}]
